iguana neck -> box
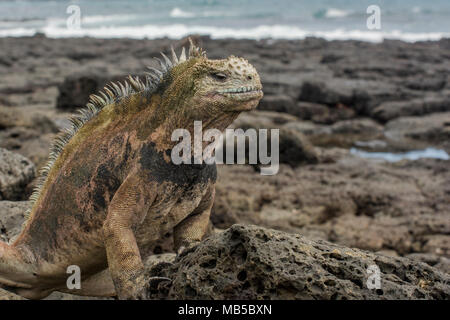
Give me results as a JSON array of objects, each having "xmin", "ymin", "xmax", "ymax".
[{"xmin": 150, "ymin": 110, "xmax": 241, "ymax": 152}]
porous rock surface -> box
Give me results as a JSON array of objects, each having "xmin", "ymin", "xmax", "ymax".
[
  {"xmin": 147, "ymin": 224, "xmax": 449, "ymax": 300},
  {"xmin": 0, "ymin": 148, "xmax": 35, "ymax": 201},
  {"xmin": 0, "ymin": 200, "xmax": 29, "ymax": 243}
]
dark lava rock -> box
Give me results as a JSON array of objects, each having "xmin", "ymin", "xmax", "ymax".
[
  {"xmin": 230, "ymin": 111, "xmax": 319, "ymax": 167},
  {"xmin": 56, "ymin": 72, "xmax": 145, "ymax": 110},
  {"xmin": 0, "ymin": 201, "xmax": 30, "ymax": 243},
  {"xmin": 212, "ymin": 157, "xmax": 450, "ymax": 262},
  {"xmin": 384, "ymin": 112, "xmax": 450, "ymax": 147},
  {"xmin": 299, "ymin": 80, "xmax": 343, "ymax": 106},
  {"xmin": 404, "ymin": 75, "xmax": 446, "ymax": 91},
  {"xmin": 372, "ymin": 96, "xmax": 450, "ymax": 122},
  {"xmin": 56, "ymin": 73, "xmax": 107, "ymax": 110},
  {"xmin": 278, "ymin": 128, "xmax": 319, "ymax": 166},
  {"xmin": 0, "ymin": 148, "xmax": 35, "ymax": 201},
  {"xmin": 258, "ymin": 95, "xmax": 297, "ymax": 115},
  {"xmin": 295, "ymin": 102, "xmax": 330, "ymax": 120},
  {"xmin": 147, "ymin": 224, "xmax": 449, "ymax": 300}
]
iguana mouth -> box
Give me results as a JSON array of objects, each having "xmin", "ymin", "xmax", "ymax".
[
  {"xmin": 218, "ymin": 86, "xmax": 261, "ymax": 94},
  {"xmin": 217, "ymin": 86, "xmax": 263, "ymax": 100}
]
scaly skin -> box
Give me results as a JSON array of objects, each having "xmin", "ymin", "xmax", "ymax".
[{"xmin": 0, "ymin": 40, "xmax": 263, "ymax": 299}]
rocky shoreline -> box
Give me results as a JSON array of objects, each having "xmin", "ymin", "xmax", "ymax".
[{"xmin": 0, "ymin": 35, "xmax": 449, "ymax": 299}]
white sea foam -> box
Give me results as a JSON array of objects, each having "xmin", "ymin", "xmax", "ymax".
[
  {"xmin": 82, "ymin": 15, "xmax": 136, "ymax": 24},
  {"xmin": 324, "ymin": 8, "xmax": 351, "ymax": 18},
  {"xmin": 169, "ymin": 7, "xmax": 237, "ymax": 18},
  {"xmin": 170, "ymin": 8, "xmax": 195, "ymax": 18},
  {"xmin": 0, "ymin": 27, "xmax": 35, "ymax": 37},
  {"xmin": 0, "ymin": 24, "xmax": 448, "ymax": 42}
]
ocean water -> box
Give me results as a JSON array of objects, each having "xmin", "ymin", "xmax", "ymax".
[
  {"xmin": 350, "ymin": 148, "xmax": 450, "ymax": 162},
  {"xmin": 0, "ymin": 0, "xmax": 449, "ymax": 42}
]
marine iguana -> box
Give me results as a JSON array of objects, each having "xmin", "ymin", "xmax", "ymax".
[{"xmin": 0, "ymin": 39, "xmax": 263, "ymax": 299}]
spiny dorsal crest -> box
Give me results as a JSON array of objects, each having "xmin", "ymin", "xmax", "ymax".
[
  {"xmin": 23, "ymin": 38, "xmax": 206, "ymax": 224},
  {"xmin": 145, "ymin": 37, "xmax": 206, "ymax": 87}
]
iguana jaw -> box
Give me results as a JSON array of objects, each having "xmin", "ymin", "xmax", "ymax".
[
  {"xmin": 212, "ymin": 86, "xmax": 263, "ymax": 111},
  {"xmin": 217, "ymin": 85, "xmax": 261, "ymax": 95},
  {"xmin": 217, "ymin": 86, "xmax": 263, "ymax": 101}
]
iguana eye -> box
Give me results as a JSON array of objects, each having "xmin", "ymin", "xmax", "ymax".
[{"xmin": 211, "ymin": 72, "xmax": 227, "ymax": 81}]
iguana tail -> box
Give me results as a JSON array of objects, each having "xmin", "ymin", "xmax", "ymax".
[{"xmin": 0, "ymin": 241, "xmax": 36, "ymax": 289}]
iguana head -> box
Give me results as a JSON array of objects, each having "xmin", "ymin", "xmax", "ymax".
[
  {"xmin": 189, "ymin": 55, "xmax": 263, "ymax": 112},
  {"xmin": 148, "ymin": 39, "xmax": 263, "ymax": 133}
]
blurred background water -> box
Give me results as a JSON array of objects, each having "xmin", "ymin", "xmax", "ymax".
[{"xmin": 0, "ymin": 0, "xmax": 449, "ymax": 41}]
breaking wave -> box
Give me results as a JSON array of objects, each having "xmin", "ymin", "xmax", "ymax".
[
  {"xmin": 169, "ymin": 7, "xmax": 239, "ymax": 18},
  {"xmin": 0, "ymin": 24, "xmax": 449, "ymax": 43},
  {"xmin": 314, "ymin": 8, "xmax": 352, "ymax": 19},
  {"xmin": 170, "ymin": 8, "xmax": 196, "ymax": 18}
]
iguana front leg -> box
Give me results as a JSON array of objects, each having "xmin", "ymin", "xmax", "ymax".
[
  {"xmin": 174, "ymin": 185, "xmax": 215, "ymax": 254},
  {"xmin": 103, "ymin": 174, "xmax": 155, "ymax": 299}
]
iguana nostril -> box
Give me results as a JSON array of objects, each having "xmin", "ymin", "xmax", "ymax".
[{"xmin": 247, "ymin": 75, "xmax": 252, "ymax": 80}]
